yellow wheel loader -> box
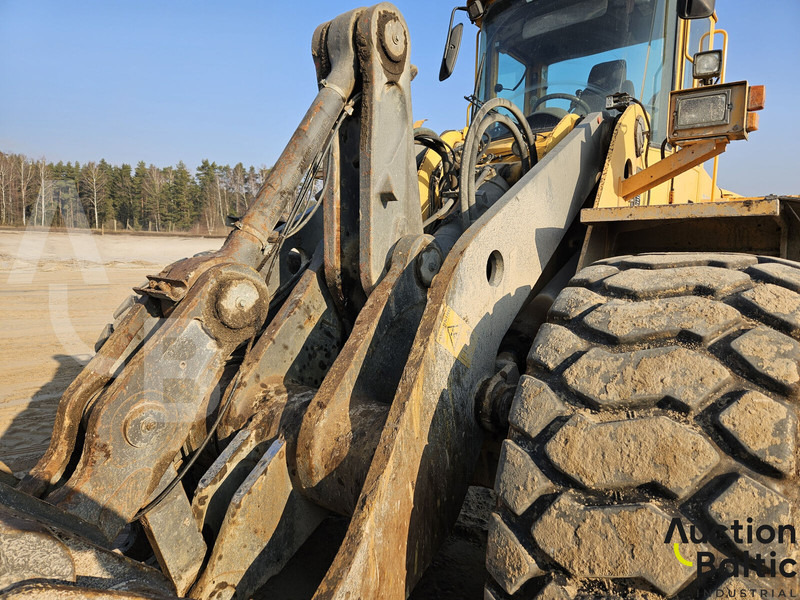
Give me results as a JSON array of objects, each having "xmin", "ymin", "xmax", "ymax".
[{"xmin": 1, "ymin": 0, "xmax": 799, "ymax": 598}]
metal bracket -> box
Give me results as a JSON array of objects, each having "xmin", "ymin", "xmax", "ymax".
[{"xmin": 618, "ymin": 137, "xmax": 729, "ymax": 200}]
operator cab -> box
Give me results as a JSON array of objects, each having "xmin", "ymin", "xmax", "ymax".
[{"xmin": 474, "ymin": 0, "xmax": 677, "ymax": 144}]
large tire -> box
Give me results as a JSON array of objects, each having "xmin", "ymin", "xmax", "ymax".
[{"xmin": 485, "ymin": 253, "xmax": 800, "ymax": 599}]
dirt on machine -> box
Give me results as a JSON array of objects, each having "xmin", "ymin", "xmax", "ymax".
[{"xmin": 1, "ymin": 0, "xmax": 799, "ymax": 598}]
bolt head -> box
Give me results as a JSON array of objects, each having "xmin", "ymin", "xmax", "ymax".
[
  {"xmin": 123, "ymin": 404, "xmax": 167, "ymax": 448},
  {"xmin": 382, "ymin": 19, "xmax": 406, "ymax": 62},
  {"xmin": 215, "ymin": 279, "xmax": 261, "ymax": 329},
  {"xmin": 416, "ymin": 246, "xmax": 443, "ymax": 288}
]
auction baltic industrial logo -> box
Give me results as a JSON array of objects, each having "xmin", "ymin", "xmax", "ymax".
[{"xmin": 665, "ymin": 517, "xmax": 798, "ymax": 597}]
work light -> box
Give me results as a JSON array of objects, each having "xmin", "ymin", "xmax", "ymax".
[{"xmin": 693, "ymin": 50, "xmax": 723, "ymax": 82}]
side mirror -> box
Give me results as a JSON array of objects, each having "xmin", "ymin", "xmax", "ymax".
[
  {"xmin": 677, "ymin": 0, "xmax": 715, "ymax": 19},
  {"xmin": 439, "ymin": 22, "xmax": 464, "ymax": 81}
]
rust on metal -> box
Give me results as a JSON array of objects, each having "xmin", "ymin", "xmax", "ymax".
[
  {"xmin": 746, "ymin": 111, "xmax": 760, "ymax": 133},
  {"xmin": 297, "ymin": 234, "xmax": 433, "ymax": 516},
  {"xmin": 43, "ymin": 264, "xmax": 269, "ymax": 542},
  {"xmin": 139, "ymin": 465, "xmax": 206, "ymax": 596},
  {"xmin": 0, "ymin": 584, "xmax": 176, "ymax": 599},
  {"xmin": 667, "ymin": 81, "xmax": 750, "ymax": 144},
  {"xmin": 0, "ymin": 4, "xmax": 639, "ymax": 599},
  {"xmin": 0, "ymin": 504, "xmax": 172, "ymax": 597},
  {"xmin": 189, "ymin": 440, "xmax": 326, "ymax": 600},
  {"xmin": 355, "ymin": 3, "xmax": 422, "ymax": 294},
  {"xmin": 219, "ymin": 261, "xmax": 343, "ymax": 439},
  {"xmin": 195, "ymin": 385, "xmax": 315, "ymax": 534},
  {"xmin": 582, "ymin": 197, "xmax": 781, "ymax": 223},
  {"xmin": 18, "ymin": 299, "xmax": 158, "ymax": 498}
]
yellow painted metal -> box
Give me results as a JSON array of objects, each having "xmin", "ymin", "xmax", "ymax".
[
  {"xmin": 595, "ymin": 104, "xmax": 649, "ymax": 208},
  {"xmin": 541, "ymin": 114, "xmax": 581, "ymax": 156},
  {"xmin": 680, "ymin": 14, "xmax": 720, "ymax": 90},
  {"xmin": 417, "ymin": 128, "xmax": 466, "ymax": 220},
  {"xmin": 699, "ymin": 29, "xmax": 728, "ymax": 82},
  {"xmin": 673, "ymin": 15, "xmax": 748, "ymax": 203},
  {"xmin": 619, "ymin": 138, "xmax": 728, "ymax": 201},
  {"xmin": 595, "ymin": 104, "xmax": 731, "ymax": 210},
  {"xmin": 677, "ymin": 19, "xmax": 688, "ymax": 90},
  {"xmin": 468, "ymin": 28, "xmax": 480, "ymax": 127},
  {"xmin": 684, "ymin": 16, "xmax": 713, "ymax": 77}
]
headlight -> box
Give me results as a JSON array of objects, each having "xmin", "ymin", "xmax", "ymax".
[{"xmin": 675, "ymin": 90, "xmax": 730, "ymax": 128}]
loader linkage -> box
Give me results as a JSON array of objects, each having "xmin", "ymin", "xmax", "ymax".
[{"xmin": 1, "ymin": 3, "xmax": 611, "ymax": 598}]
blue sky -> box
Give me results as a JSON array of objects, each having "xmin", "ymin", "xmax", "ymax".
[{"xmin": 0, "ymin": 1, "xmax": 798, "ymax": 196}]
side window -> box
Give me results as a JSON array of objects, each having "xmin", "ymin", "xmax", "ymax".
[
  {"xmin": 495, "ymin": 51, "xmax": 526, "ymax": 103},
  {"xmin": 683, "ymin": 17, "xmax": 711, "ymax": 89}
]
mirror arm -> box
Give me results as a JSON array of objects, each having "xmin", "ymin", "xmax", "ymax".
[
  {"xmin": 448, "ymin": 6, "xmax": 468, "ymax": 32},
  {"xmin": 439, "ymin": 7, "xmax": 468, "ymax": 82}
]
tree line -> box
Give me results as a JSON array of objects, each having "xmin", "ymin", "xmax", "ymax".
[{"xmin": 0, "ymin": 151, "xmax": 271, "ymax": 233}]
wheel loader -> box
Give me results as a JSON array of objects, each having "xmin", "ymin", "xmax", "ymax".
[{"xmin": 1, "ymin": 0, "xmax": 799, "ymax": 598}]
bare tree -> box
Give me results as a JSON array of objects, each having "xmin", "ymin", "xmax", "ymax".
[
  {"xmin": 81, "ymin": 162, "xmax": 107, "ymax": 229},
  {"xmin": 34, "ymin": 158, "xmax": 50, "ymax": 227},
  {"xmin": 258, "ymin": 165, "xmax": 271, "ymax": 187},
  {"xmin": 0, "ymin": 154, "xmax": 10, "ymax": 225},
  {"xmin": 161, "ymin": 166, "xmax": 174, "ymax": 231},
  {"xmin": 214, "ymin": 167, "xmax": 230, "ymax": 226},
  {"xmin": 246, "ymin": 166, "xmax": 261, "ymax": 209},
  {"xmin": 17, "ymin": 155, "xmax": 34, "ymax": 226},
  {"xmin": 143, "ymin": 164, "xmax": 165, "ymax": 231}
]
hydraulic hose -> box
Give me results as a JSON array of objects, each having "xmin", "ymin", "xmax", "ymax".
[
  {"xmin": 459, "ymin": 98, "xmax": 536, "ymax": 227},
  {"xmin": 414, "ymin": 127, "xmax": 457, "ymax": 185},
  {"xmin": 415, "ymin": 128, "xmax": 458, "ymax": 223}
]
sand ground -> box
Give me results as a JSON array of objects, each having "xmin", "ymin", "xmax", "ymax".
[
  {"xmin": 0, "ymin": 227, "xmax": 488, "ymax": 599},
  {"xmin": 0, "ymin": 228, "xmax": 221, "ymax": 475}
]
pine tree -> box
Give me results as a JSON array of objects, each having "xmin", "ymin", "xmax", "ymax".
[
  {"xmin": 196, "ymin": 159, "xmax": 219, "ymax": 232},
  {"xmin": 133, "ymin": 161, "xmax": 147, "ymax": 229},
  {"xmin": 171, "ymin": 161, "xmax": 193, "ymax": 230},
  {"xmin": 112, "ymin": 164, "xmax": 134, "ymax": 229},
  {"xmin": 0, "ymin": 152, "xmax": 269, "ymax": 232}
]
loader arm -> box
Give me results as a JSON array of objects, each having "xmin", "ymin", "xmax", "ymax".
[
  {"xmin": 309, "ymin": 113, "xmax": 609, "ymax": 598},
  {"xmin": 15, "ymin": 9, "xmax": 362, "ymax": 536},
  {"xmin": 1, "ymin": 3, "xmax": 612, "ymax": 599},
  {"xmin": 16, "ymin": 5, "xmax": 376, "ymax": 538}
]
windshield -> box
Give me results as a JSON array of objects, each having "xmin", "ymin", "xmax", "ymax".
[{"xmin": 478, "ymin": 0, "xmax": 677, "ymax": 143}]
